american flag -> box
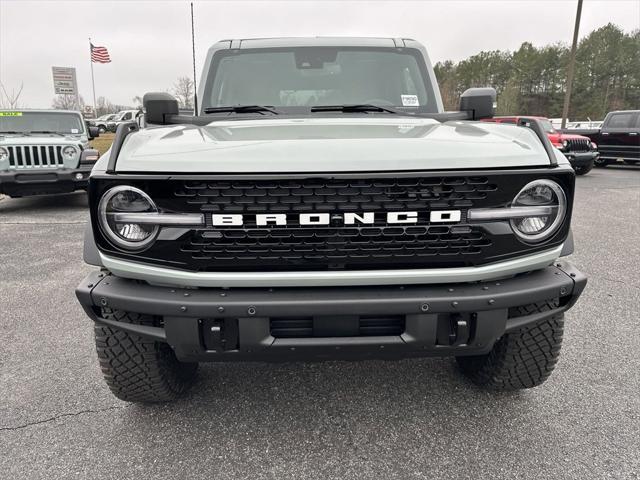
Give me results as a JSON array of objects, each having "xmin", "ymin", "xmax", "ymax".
[{"xmin": 90, "ymin": 43, "xmax": 111, "ymax": 63}]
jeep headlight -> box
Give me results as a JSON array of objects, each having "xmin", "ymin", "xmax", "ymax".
[
  {"xmin": 98, "ymin": 186, "xmax": 159, "ymax": 250},
  {"xmin": 0, "ymin": 146, "xmax": 9, "ymax": 162},
  {"xmin": 62, "ymin": 145, "xmax": 78, "ymax": 160},
  {"xmin": 510, "ymin": 179, "xmax": 566, "ymax": 242}
]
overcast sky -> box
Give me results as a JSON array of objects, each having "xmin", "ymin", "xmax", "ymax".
[{"xmin": 1, "ymin": 0, "xmax": 638, "ymax": 109}]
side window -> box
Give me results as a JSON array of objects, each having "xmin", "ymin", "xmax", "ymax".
[
  {"xmin": 606, "ymin": 113, "xmax": 635, "ymax": 129},
  {"xmin": 122, "ymin": 112, "xmax": 132, "ymax": 121}
]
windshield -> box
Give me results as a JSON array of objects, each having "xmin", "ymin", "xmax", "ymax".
[
  {"xmin": 539, "ymin": 119, "xmax": 556, "ymax": 133},
  {"xmin": 0, "ymin": 111, "xmax": 84, "ymax": 134},
  {"xmin": 203, "ymin": 47, "xmax": 437, "ymax": 113}
]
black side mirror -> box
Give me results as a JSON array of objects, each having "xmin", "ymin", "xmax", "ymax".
[
  {"xmin": 88, "ymin": 126, "xmax": 100, "ymax": 139},
  {"xmin": 459, "ymin": 88, "xmax": 496, "ymax": 120},
  {"xmin": 143, "ymin": 92, "xmax": 179, "ymax": 125}
]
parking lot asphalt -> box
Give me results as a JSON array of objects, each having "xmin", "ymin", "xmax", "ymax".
[{"xmin": 1, "ymin": 166, "xmax": 639, "ymax": 480}]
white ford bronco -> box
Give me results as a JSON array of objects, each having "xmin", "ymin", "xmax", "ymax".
[
  {"xmin": 76, "ymin": 38, "xmax": 586, "ymax": 403},
  {"xmin": 0, "ymin": 109, "xmax": 100, "ymax": 197}
]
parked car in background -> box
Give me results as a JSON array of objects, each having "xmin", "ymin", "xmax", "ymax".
[
  {"xmin": 483, "ymin": 115, "xmax": 598, "ymax": 175},
  {"xmin": 569, "ymin": 110, "xmax": 640, "ymax": 166},
  {"xmin": 107, "ymin": 109, "xmax": 142, "ymax": 132},
  {"xmin": 89, "ymin": 113, "xmax": 117, "ymax": 133},
  {"xmin": 566, "ymin": 120, "xmax": 603, "ymax": 130},
  {"xmin": 0, "ymin": 109, "xmax": 100, "ymax": 197}
]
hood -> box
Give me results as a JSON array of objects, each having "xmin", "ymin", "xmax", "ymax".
[
  {"xmin": 0, "ymin": 134, "xmax": 87, "ymax": 146},
  {"xmin": 114, "ymin": 117, "xmax": 551, "ymax": 173},
  {"xmin": 558, "ymin": 132, "xmax": 592, "ymax": 141}
]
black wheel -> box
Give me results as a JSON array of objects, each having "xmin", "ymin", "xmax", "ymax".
[
  {"xmin": 98, "ymin": 125, "xmax": 107, "ymax": 133},
  {"xmin": 594, "ymin": 156, "xmax": 609, "ymax": 167},
  {"xmin": 457, "ymin": 301, "xmax": 564, "ymax": 391},
  {"xmin": 574, "ymin": 163, "xmax": 593, "ymax": 175},
  {"xmin": 94, "ymin": 309, "xmax": 198, "ymax": 403}
]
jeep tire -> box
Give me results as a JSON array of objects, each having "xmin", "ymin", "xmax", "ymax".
[
  {"xmin": 94, "ymin": 309, "xmax": 198, "ymax": 403},
  {"xmin": 456, "ymin": 302, "xmax": 564, "ymax": 390},
  {"xmin": 574, "ymin": 163, "xmax": 593, "ymax": 175}
]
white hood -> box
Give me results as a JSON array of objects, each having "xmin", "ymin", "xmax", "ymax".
[{"xmin": 113, "ymin": 117, "xmax": 551, "ymax": 173}]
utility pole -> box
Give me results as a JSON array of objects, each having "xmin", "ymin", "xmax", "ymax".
[
  {"xmin": 191, "ymin": 2, "xmax": 198, "ymax": 115},
  {"xmin": 561, "ymin": 0, "xmax": 583, "ymax": 130}
]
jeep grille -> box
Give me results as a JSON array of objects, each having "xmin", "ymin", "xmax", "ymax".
[{"xmin": 7, "ymin": 145, "xmax": 65, "ymax": 169}]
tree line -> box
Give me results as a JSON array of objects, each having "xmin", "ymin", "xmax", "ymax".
[{"xmin": 434, "ymin": 23, "xmax": 639, "ymax": 120}]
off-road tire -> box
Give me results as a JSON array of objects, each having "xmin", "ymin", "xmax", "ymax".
[
  {"xmin": 574, "ymin": 163, "xmax": 593, "ymax": 175},
  {"xmin": 94, "ymin": 309, "xmax": 198, "ymax": 403},
  {"xmin": 594, "ymin": 156, "xmax": 609, "ymax": 167},
  {"xmin": 456, "ymin": 301, "xmax": 564, "ymax": 391}
]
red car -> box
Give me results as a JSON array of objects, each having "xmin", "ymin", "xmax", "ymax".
[{"xmin": 483, "ymin": 116, "xmax": 599, "ymax": 175}]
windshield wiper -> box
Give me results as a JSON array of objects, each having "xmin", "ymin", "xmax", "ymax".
[
  {"xmin": 29, "ymin": 130, "xmax": 66, "ymax": 136},
  {"xmin": 203, "ymin": 105, "xmax": 279, "ymax": 115},
  {"xmin": 310, "ymin": 104, "xmax": 410, "ymax": 115},
  {"xmin": 0, "ymin": 131, "xmax": 30, "ymax": 135}
]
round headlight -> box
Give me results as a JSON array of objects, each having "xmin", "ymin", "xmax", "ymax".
[
  {"xmin": 98, "ymin": 186, "xmax": 159, "ymax": 250},
  {"xmin": 0, "ymin": 146, "xmax": 8, "ymax": 161},
  {"xmin": 591, "ymin": 142, "xmax": 598, "ymax": 150},
  {"xmin": 510, "ymin": 179, "xmax": 566, "ymax": 243},
  {"xmin": 62, "ymin": 145, "xmax": 78, "ymax": 160},
  {"xmin": 562, "ymin": 140, "xmax": 568, "ymax": 148}
]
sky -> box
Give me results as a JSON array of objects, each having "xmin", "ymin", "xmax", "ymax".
[{"xmin": 1, "ymin": 0, "xmax": 639, "ymax": 109}]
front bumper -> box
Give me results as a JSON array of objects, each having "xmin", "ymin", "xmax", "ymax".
[
  {"xmin": 76, "ymin": 262, "xmax": 586, "ymax": 362},
  {"xmin": 564, "ymin": 151, "xmax": 598, "ymax": 167},
  {"xmin": 0, "ymin": 167, "xmax": 91, "ymax": 197}
]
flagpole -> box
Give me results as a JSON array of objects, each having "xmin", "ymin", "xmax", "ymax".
[{"xmin": 89, "ymin": 37, "xmax": 97, "ymax": 116}]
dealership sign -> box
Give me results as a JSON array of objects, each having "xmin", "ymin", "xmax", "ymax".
[{"xmin": 52, "ymin": 66, "xmax": 78, "ymax": 95}]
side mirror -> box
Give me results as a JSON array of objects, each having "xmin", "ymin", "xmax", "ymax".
[
  {"xmin": 88, "ymin": 126, "xmax": 100, "ymax": 139},
  {"xmin": 143, "ymin": 92, "xmax": 179, "ymax": 125},
  {"xmin": 459, "ymin": 88, "xmax": 496, "ymax": 120}
]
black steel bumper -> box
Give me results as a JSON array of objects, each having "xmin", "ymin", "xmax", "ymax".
[
  {"xmin": 564, "ymin": 151, "xmax": 598, "ymax": 167},
  {"xmin": 76, "ymin": 262, "xmax": 586, "ymax": 362},
  {"xmin": 0, "ymin": 167, "xmax": 91, "ymax": 197}
]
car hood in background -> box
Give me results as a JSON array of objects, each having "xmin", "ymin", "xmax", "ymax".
[{"xmin": 113, "ymin": 117, "xmax": 551, "ymax": 173}]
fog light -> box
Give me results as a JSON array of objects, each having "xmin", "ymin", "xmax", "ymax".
[{"xmin": 75, "ymin": 173, "xmax": 84, "ymax": 180}]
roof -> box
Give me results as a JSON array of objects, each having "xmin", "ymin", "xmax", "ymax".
[
  {"xmin": 1, "ymin": 109, "xmax": 82, "ymax": 114},
  {"xmin": 213, "ymin": 37, "xmax": 415, "ymax": 50}
]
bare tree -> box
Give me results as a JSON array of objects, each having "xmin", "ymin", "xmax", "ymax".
[
  {"xmin": 172, "ymin": 76, "xmax": 194, "ymax": 109},
  {"xmin": 132, "ymin": 95, "xmax": 143, "ymax": 108},
  {"xmin": 96, "ymin": 96, "xmax": 118, "ymax": 116},
  {"xmin": 52, "ymin": 94, "xmax": 84, "ymax": 110},
  {"xmin": 0, "ymin": 81, "xmax": 24, "ymax": 109}
]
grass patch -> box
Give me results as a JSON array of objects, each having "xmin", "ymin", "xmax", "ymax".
[{"xmin": 90, "ymin": 133, "xmax": 115, "ymax": 155}]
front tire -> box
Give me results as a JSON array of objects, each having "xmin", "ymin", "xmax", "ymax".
[
  {"xmin": 94, "ymin": 309, "xmax": 198, "ymax": 403},
  {"xmin": 457, "ymin": 303, "xmax": 564, "ymax": 391},
  {"xmin": 574, "ymin": 163, "xmax": 593, "ymax": 175},
  {"xmin": 594, "ymin": 156, "xmax": 609, "ymax": 167}
]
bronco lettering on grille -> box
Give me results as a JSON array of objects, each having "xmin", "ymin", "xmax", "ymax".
[{"xmin": 211, "ymin": 210, "xmax": 462, "ymax": 227}]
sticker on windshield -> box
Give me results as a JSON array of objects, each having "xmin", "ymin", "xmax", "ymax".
[
  {"xmin": 71, "ymin": 128, "xmax": 79, "ymax": 134},
  {"xmin": 0, "ymin": 112, "xmax": 22, "ymax": 116},
  {"xmin": 401, "ymin": 95, "xmax": 419, "ymax": 107}
]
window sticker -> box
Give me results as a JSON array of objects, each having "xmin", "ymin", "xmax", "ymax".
[
  {"xmin": 401, "ymin": 95, "xmax": 419, "ymax": 107},
  {"xmin": 0, "ymin": 112, "xmax": 22, "ymax": 116},
  {"xmin": 71, "ymin": 128, "xmax": 79, "ymax": 134}
]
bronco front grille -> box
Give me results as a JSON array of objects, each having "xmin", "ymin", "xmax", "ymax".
[
  {"xmin": 7, "ymin": 145, "xmax": 64, "ymax": 168},
  {"xmin": 91, "ymin": 170, "xmax": 575, "ymax": 272}
]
